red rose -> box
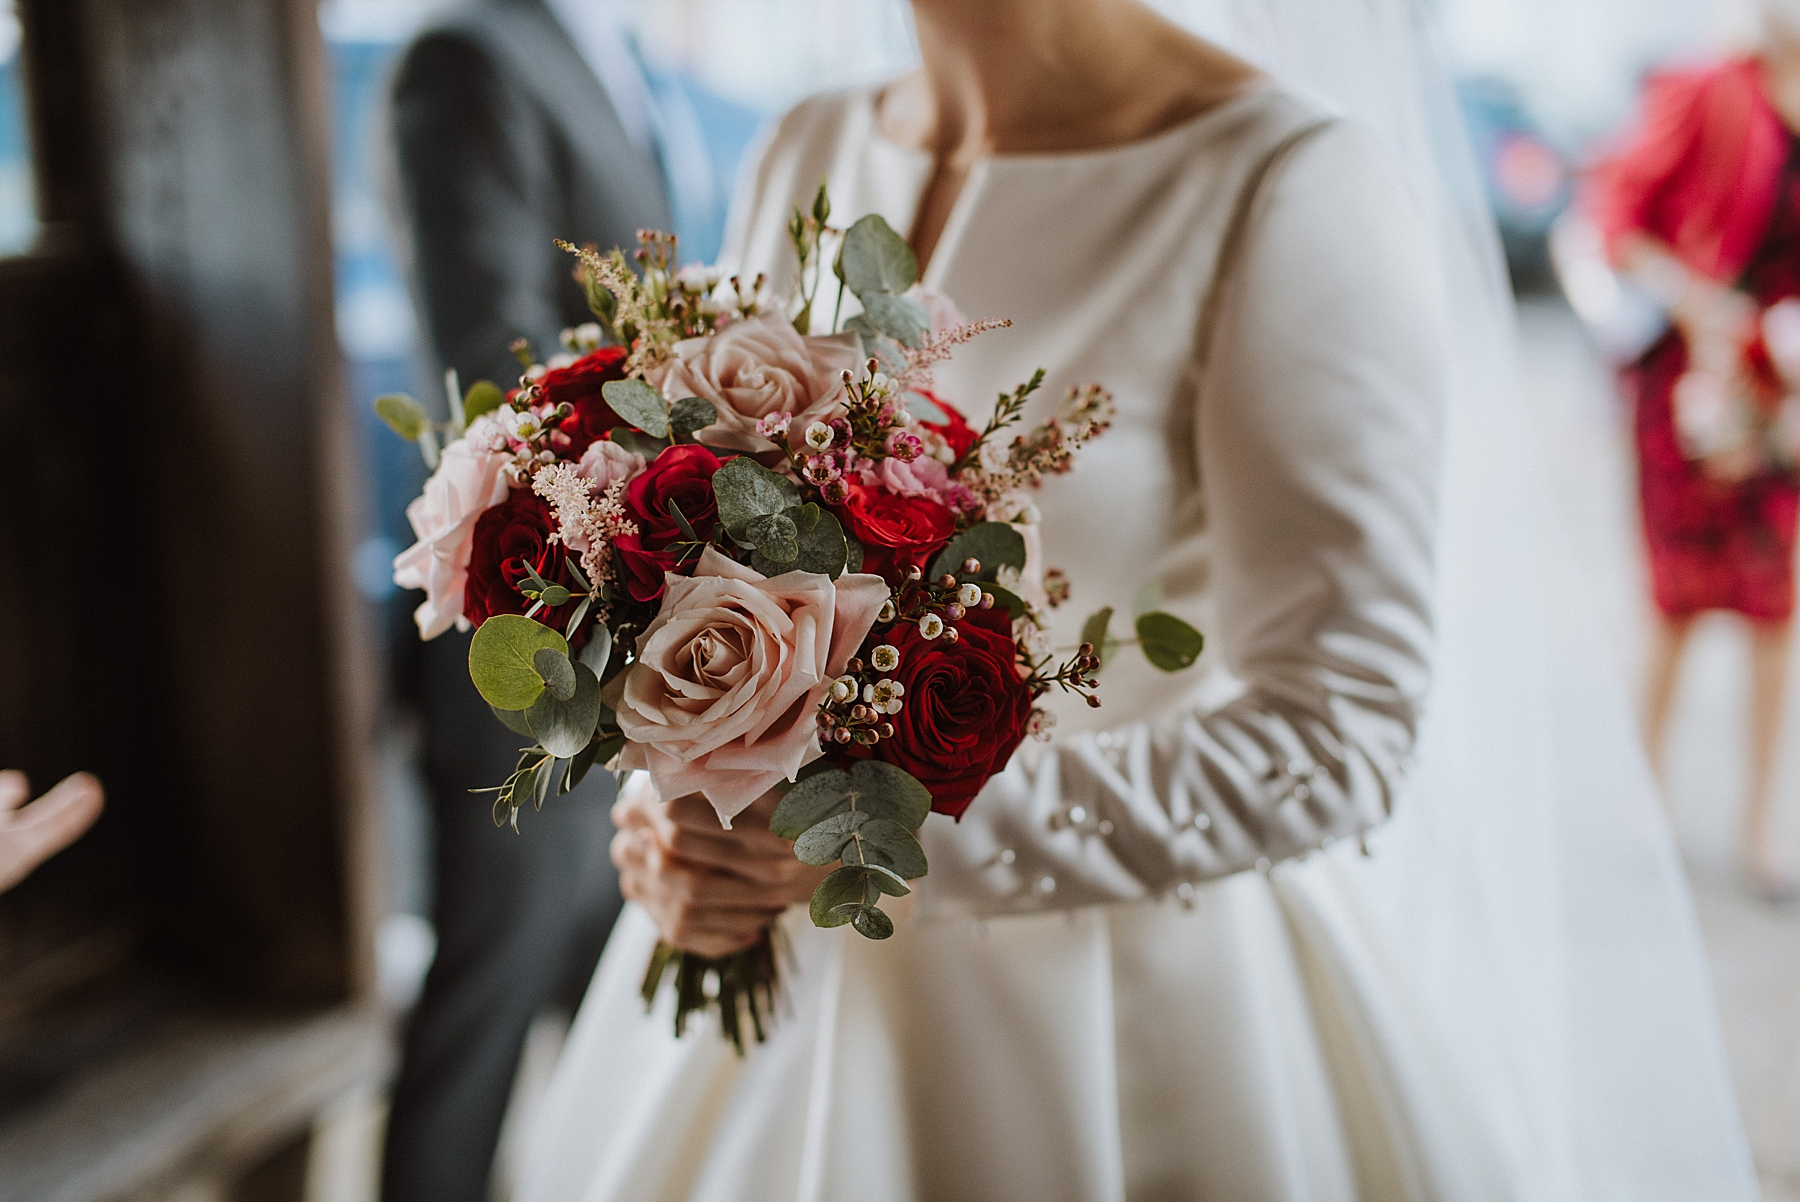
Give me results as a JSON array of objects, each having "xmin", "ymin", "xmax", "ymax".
[
  {"xmin": 918, "ymin": 393, "xmax": 980, "ymax": 462},
  {"xmin": 541, "ymin": 346, "xmax": 629, "ymax": 457},
  {"xmin": 854, "ymin": 603, "xmax": 1031, "ymax": 818},
  {"xmin": 464, "ymin": 488, "xmax": 587, "ymax": 645},
  {"xmin": 616, "ymin": 443, "xmax": 725, "ymax": 601},
  {"xmin": 834, "ymin": 479, "xmax": 956, "ymax": 585}
]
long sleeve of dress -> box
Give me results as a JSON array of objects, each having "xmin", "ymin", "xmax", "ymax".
[{"xmin": 919, "ymin": 123, "xmax": 1449, "ymax": 917}]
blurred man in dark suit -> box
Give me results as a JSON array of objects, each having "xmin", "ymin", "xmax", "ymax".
[{"xmin": 384, "ymin": 3, "xmax": 670, "ymax": 1199}]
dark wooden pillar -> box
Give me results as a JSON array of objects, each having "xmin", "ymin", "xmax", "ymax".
[{"xmin": 0, "ymin": 0, "xmax": 384, "ymax": 1193}]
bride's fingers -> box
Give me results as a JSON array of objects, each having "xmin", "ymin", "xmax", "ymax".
[
  {"xmin": 0, "ymin": 770, "xmax": 28, "ymax": 814},
  {"xmin": 615, "ymin": 828, "xmax": 799, "ymax": 909},
  {"xmin": 663, "ymin": 792, "xmax": 797, "ymax": 859}
]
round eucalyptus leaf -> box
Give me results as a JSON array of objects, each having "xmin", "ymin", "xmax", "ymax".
[
  {"xmin": 745, "ymin": 511, "xmax": 800, "ymax": 562},
  {"xmin": 526, "ymin": 661, "xmax": 603, "ymax": 758},
  {"xmin": 469, "ymin": 615, "xmax": 570, "ymax": 711},
  {"xmin": 600, "ymin": 378, "xmax": 670, "ymax": 436},
  {"xmin": 769, "ymin": 768, "xmax": 853, "ymax": 839},
  {"xmin": 793, "ymin": 507, "xmax": 849, "ymax": 578},
  {"xmin": 793, "ymin": 809, "xmax": 869, "ymax": 866},
  {"xmin": 847, "ymin": 817, "xmax": 930, "ymax": 879},
  {"xmin": 461, "ymin": 379, "xmax": 505, "ymax": 422},
  {"xmin": 1135, "ymin": 611, "xmax": 1205, "ymax": 672},
  {"xmin": 533, "ymin": 646, "xmax": 578, "ymax": 701},
  {"xmin": 490, "ymin": 704, "xmax": 533, "ymax": 738},
  {"xmin": 856, "ymin": 292, "xmax": 929, "ymax": 350},
  {"xmin": 578, "ymin": 624, "xmax": 612, "ymax": 678},
  {"xmin": 865, "ymin": 863, "xmax": 912, "ymax": 898},
  {"xmin": 839, "ymin": 214, "xmax": 918, "ymax": 298},
  {"xmin": 846, "ymin": 761, "xmax": 931, "ymax": 831},
  {"xmin": 668, "ymin": 396, "xmax": 719, "ymax": 442},
  {"xmin": 374, "ymin": 392, "xmax": 428, "ymax": 441},
  {"xmin": 850, "ymin": 905, "xmax": 895, "ymax": 940},
  {"xmin": 927, "ymin": 522, "xmax": 1027, "ymax": 583},
  {"xmin": 714, "ymin": 456, "xmax": 802, "ymax": 540},
  {"xmin": 809, "ymin": 866, "xmax": 870, "ymax": 928}
]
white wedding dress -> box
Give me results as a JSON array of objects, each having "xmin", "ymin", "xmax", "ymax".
[{"xmin": 518, "ymin": 72, "xmax": 1758, "ymax": 1202}]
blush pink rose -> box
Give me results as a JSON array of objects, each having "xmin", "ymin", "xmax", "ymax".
[
  {"xmin": 575, "ymin": 438, "xmax": 645, "ymax": 491},
  {"xmin": 859, "ymin": 452, "xmax": 979, "ymax": 514},
  {"xmin": 607, "ymin": 548, "xmax": 888, "ymax": 824},
  {"xmin": 656, "ymin": 312, "xmax": 860, "ymax": 452},
  {"xmin": 393, "ymin": 414, "xmax": 513, "ymax": 638}
]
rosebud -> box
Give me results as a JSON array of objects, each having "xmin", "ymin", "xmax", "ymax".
[
  {"xmin": 938, "ymin": 574, "xmax": 958, "ymax": 590},
  {"xmin": 834, "ymin": 727, "xmax": 854, "ymax": 743},
  {"xmin": 1078, "ymin": 642, "xmax": 1094, "ymax": 656},
  {"xmin": 848, "ymin": 657, "xmax": 865, "ymax": 674},
  {"xmin": 878, "ymin": 723, "xmax": 896, "ymax": 739},
  {"xmin": 962, "ymin": 558, "xmax": 982, "ymax": 575},
  {"xmin": 1086, "ymin": 694, "xmax": 1102, "ymax": 708}
]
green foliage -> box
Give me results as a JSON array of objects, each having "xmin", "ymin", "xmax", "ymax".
[
  {"xmin": 578, "ymin": 624, "xmax": 613, "ymax": 678},
  {"xmin": 928, "ymin": 522, "xmax": 1028, "ymax": 584},
  {"xmin": 490, "ymin": 704, "xmax": 533, "ymax": 737},
  {"xmin": 983, "ymin": 583, "xmax": 1030, "ymax": 619},
  {"xmin": 601, "ymin": 378, "xmax": 670, "ymax": 436},
  {"xmin": 838, "ymin": 214, "xmax": 918, "ymax": 298},
  {"xmin": 769, "ymin": 759, "xmax": 932, "ymax": 838},
  {"xmin": 1081, "ymin": 606, "xmax": 1118, "ymax": 668},
  {"xmin": 533, "ymin": 646, "xmax": 577, "ymax": 701},
  {"xmin": 668, "ymin": 396, "xmax": 718, "ymax": 443},
  {"xmin": 851, "ymin": 906, "xmax": 895, "ymax": 939},
  {"xmin": 846, "ymin": 293, "xmax": 929, "ymax": 350},
  {"xmin": 608, "ymin": 427, "xmax": 670, "ymax": 458},
  {"xmin": 527, "ymin": 661, "xmax": 603, "ymax": 758},
  {"xmin": 809, "ymin": 865, "xmax": 872, "ymax": 927},
  {"xmin": 462, "ymin": 379, "xmax": 506, "ymax": 423},
  {"xmin": 745, "ymin": 512, "xmax": 799, "ymax": 562},
  {"xmin": 468, "ymin": 614, "xmax": 570, "ymax": 710},
  {"xmin": 374, "ymin": 392, "xmax": 428, "ymax": 441},
  {"xmin": 562, "ymin": 738, "xmax": 601, "ymax": 794},
  {"xmin": 1135, "ymin": 611, "xmax": 1205, "ymax": 672},
  {"xmin": 793, "ymin": 809, "xmax": 868, "ymax": 865},
  {"xmin": 841, "ymin": 816, "xmax": 930, "ymax": 878},
  {"xmin": 714, "ymin": 456, "xmax": 802, "ymax": 541}
]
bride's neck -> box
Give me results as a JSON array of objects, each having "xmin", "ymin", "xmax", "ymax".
[{"xmin": 889, "ymin": 0, "xmax": 1261, "ymax": 162}]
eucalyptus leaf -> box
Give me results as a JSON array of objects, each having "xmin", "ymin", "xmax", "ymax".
[
  {"xmin": 578, "ymin": 624, "xmax": 612, "ymax": 678},
  {"xmin": 928, "ymin": 522, "xmax": 1028, "ymax": 583},
  {"xmin": 983, "ymin": 583, "xmax": 1029, "ymax": 620},
  {"xmin": 865, "ymin": 863, "xmax": 912, "ymax": 898},
  {"xmin": 527, "ymin": 661, "xmax": 603, "ymax": 758},
  {"xmin": 462, "ymin": 379, "xmax": 506, "ymax": 422},
  {"xmin": 592, "ymin": 730, "xmax": 626, "ymax": 769},
  {"xmin": 1135, "ymin": 611, "xmax": 1205, "ymax": 672},
  {"xmin": 842, "ymin": 816, "xmax": 929, "ymax": 880},
  {"xmin": 844, "ymin": 760, "xmax": 931, "ymax": 831},
  {"xmin": 490, "ymin": 704, "xmax": 533, "ymax": 737},
  {"xmin": 533, "ymin": 646, "xmax": 577, "ymax": 701},
  {"xmin": 1080, "ymin": 606, "xmax": 1116, "ymax": 668},
  {"xmin": 845, "ymin": 534, "xmax": 865, "ymax": 574},
  {"xmin": 904, "ymin": 390, "xmax": 949, "ymax": 423},
  {"xmin": 793, "ymin": 507, "xmax": 849, "ymax": 578},
  {"xmin": 531, "ymin": 755, "xmax": 557, "ymax": 810},
  {"xmin": 562, "ymin": 738, "xmax": 601, "ymax": 794},
  {"xmin": 374, "ymin": 392, "xmax": 428, "ymax": 441},
  {"xmin": 538, "ymin": 584, "xmax": 571, "ymax": 607},
  {"xmin": 793, "ymin": 809, "xmax": 870, "ymax": 866},
  {"xmin": 668, "ymin": 396, "xmax": 718, "ymax": 443},
  {"xmin": 608, "ymin": 427, "xmax": 670, "ymax": 458},
  {"xmin": 601, "ymin": 378, "xmax": 670, "ymax": 436},
  {"xmin": 809, "ymin": 866, "xmax": 870, "ymax": 928},
  {"xmin": 713, "ymin": 455, "xmax": 802, "ymax": 540},
  {"xmin": 850, "ymin": 905, "xmax": 895, "ymax": 940},
  {"xmin": 469, "ymin": 615, "xmax": 570, "ymax": 711},
  {"xmin": 855, "ymin": 292, "xmax": 929, "ymax": 349},
  {"xmin": 769, "ymin": 768, "xmax": 854, "ymax": 838},
  {"xmin": 839, "ymin": 214, "xmax": 918, "ymax": 298},
  {"xmin": 745, "ymin": 512, "xmax": 799, "ymax": 562}
]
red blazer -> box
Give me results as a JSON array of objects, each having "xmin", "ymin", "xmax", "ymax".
[{"xmin": 1585, "ymin": 56, "xmax": 1790, "ymax": 282}]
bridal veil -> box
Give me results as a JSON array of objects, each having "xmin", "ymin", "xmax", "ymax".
[{"xmin": 1153, "ymin": 0, "xmax": 1758, "ymax": 1194}]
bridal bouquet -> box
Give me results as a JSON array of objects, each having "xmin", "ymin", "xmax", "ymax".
[{"xmin": 380, "ymin": 188, "xmax": 1202, "ymax": 1048}]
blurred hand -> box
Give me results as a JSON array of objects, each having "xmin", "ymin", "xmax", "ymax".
[
  {"xmin": 0, "ymin": 770, "xmax": 104, "ymax": 893},
  {"xmin": 611, "ymin": 775, "xmax": 832, "ymax": 958},
  {"xmin": 1673, "ymin": 279, "xmax": 1756, "ymax": 373}
]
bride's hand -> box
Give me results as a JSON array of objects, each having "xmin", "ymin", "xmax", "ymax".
[{"xmin": 611, "ymin": 775, "xmax": 833, "ymax": 957}]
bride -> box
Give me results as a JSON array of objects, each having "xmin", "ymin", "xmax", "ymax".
[{"xmin": 519, "ymin": 1, "xmax": 1759, "ymax": 1198}]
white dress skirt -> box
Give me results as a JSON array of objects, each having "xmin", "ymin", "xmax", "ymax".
[{"xmin": 518, "ymin": 82, "xmax": 1757, "ymax": 1202}]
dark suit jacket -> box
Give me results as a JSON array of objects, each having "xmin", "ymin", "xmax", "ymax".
[{"xmin": 390, "ymin": 0, "xmax": 672, "ymax": 390}]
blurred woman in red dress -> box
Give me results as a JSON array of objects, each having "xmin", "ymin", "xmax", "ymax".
[{"xmin": 1587, "ymin": 3, "xmax": 1800, "ymax": 894}]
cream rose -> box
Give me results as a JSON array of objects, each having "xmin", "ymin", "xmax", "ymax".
[
  {"xmin": 392, "ymin": 414, "xmax": 512, "ymax": 638},
  {"xmin": 609, "ymin": 548, "xmax": 888, "ymax": 824},
  {"xmin": 657, "ymin": 312, "xmax": 861, "ymax": 452}
]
